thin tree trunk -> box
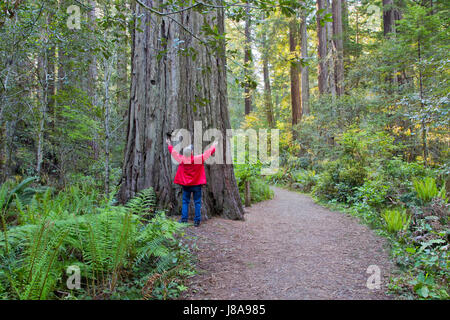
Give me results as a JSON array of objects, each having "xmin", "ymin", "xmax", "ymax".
[
  {"xmin": 418, "ymin": 39, "xmax": 428, "ymax": 166},
  {"xmin": 261, "ymin": 18, "xmax": 274, "ymax": 127},
  {"xmin": 326, "ymin": 0, "xmax": 336, "ymax": 99},
  {"xmin": 289, "ymin": 17, "xmax": 301, "ymax": 134},
  {"xmin": 0, "ymin": 59, "xmax": 12, "ymax": 182},
  {"xmin": 300, "ymin": 9, "xmax": 310, "ymax": 115},
  {"xmin": 244, "ymin": 180, "xmax": 251, "ymax": 207},
  {"xmin": 0, "ymin": 118, "xmax": 6, "ymax": 182},
  {"xmin": 383, "ymin": 0, "xmax": 396, "ymax": 36},
  {"xmin": 117, "ymin": 21, "xmax": 129, "ymax": 132},
  {"xmin": 317, "ymin": 0, "xmax": 329, "ymax": 95},
  {"xmin": 88, "ymin": 0, "xmax": 100, "ymax": 161},
  {"xmin": 119, "ymin": 0, "xmax": 244, "ymax": 220},
  {"xmin": 244, "ymin": 1, "xmax": 252, "ymax": 115},
  {"xmin": 342, "ymin": 0, "xmax": 349, "ymax": 65},
  {"xmin": 36, "ymin": 53, "xmax": 49, "ymax": 177},
  {"xmin": 333, "ymin": 0, "xmax": 344, "ymax": 96},
  {"xmin": 355, "ymin": 6, "xmax": 359, "ymax": 46},
  {"xmin": 103, "ymin": 54, "xmax": 114, "ymax": 195}
]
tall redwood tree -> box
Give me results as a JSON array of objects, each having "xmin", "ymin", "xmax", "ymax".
[{"xmin": 118, "ymin": 0, "xmax": 244, "ymax": 220}]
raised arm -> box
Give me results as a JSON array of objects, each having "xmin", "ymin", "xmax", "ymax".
[
  {"xmin": 167, "ymin": 139, "xmax": 183, "ymax": 164},
  {"xmin": 203, "ymin": 143, "xmax": 217, "ymax": 161},
  {"xmin": 193, "ymin": 141, "xmax": 218, "ymax": 164}
]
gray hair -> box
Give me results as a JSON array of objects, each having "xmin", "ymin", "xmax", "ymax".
[{"xmin": 183, "ymin": 144, "xmax": 193, "ymax": 158}]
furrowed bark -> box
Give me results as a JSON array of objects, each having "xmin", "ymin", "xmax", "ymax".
[{"xmin": 119, "ymin": 0, "xmax": 244, "ymax": 220}]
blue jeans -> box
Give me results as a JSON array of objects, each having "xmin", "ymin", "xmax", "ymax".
[{"xmin": 181, "ymin": 185, "xmax": 202, "ymax": 223}]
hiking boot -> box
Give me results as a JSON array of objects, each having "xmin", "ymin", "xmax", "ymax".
[
  {"xmin": 194, "ymin": 220, "xmax": 201, "ymax": 227},
  {"xmin": 178, "ymin": 219, "xmax": 188, "ymax": 224}
]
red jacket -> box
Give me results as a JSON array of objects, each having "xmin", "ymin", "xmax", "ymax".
[{"xmin": 168, "ymin": 145, "xmax": 216, "ymax": 186}]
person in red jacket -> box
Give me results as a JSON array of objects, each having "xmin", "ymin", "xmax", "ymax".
[{"xmin": 166, "ymin": 138, "xmax": 217, "ymax": 227}]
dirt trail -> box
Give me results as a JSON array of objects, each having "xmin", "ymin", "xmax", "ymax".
[{"xmin": 183, "ymin": 186, "xmax": 394, "ymax": 300}]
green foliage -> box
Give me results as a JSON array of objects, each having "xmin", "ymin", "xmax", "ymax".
[
  {"xmin": 234, "ymin": 163, "xmax": 274, "ymax": 204},
  {"xmin": 413, "ymin": 177, "xmax": 447, "ymax": 204},
  {"xmin": 353, "ymin": 178, "xmax": 390, "ymax": 209},
  {"xmin": 337, "ymin": 127, "xmax": 398, "ymax": 166},
  {"xmin": 126, "ymin": 188, "xmax": 157, "ymax": 220},
  {"xmin": 0, "ymin": 183, "xmax": 193, "ymax": 300},
  {"xmin": 292, "ymin": 170, "xmax": 317, "ymax": 193},
  {"xmin": 0, "ymin": 177, "xmax": 40, "ymax": 212},
  {"xmin": 382, "ymin": 208, "xmax": 411, "ymax": 234},
  {"xmin": 410, "ymin": 273, "xmax": 446, "ymax": 299},
  {"xmin": 313, "ymin": 159, "xmax": 367, "ymax": 202},
  {"xmin": 247, "ymin": 178, "xmax": 274, "ymax": 203},
  {"xmin": 10, "ymin": 221, "xmax": 68, "ymax": 300}
]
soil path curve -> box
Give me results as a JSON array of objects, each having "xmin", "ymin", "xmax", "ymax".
[{"xmin": 184, "ymin": 186, "xmax": 394, "ymax": 299}]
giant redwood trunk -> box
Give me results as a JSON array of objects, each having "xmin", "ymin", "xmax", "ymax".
[{"xmin": 118, "ymin": 0, "xmax": 244, "ymax": 220}]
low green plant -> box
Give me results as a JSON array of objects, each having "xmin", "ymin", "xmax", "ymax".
[
  {"xmin": 382, "ymin": 208, "xmax": 411, "ymax": 233},
  {"xmin": 235, "ymin": 163, "xmax": 273, "ymax": 204},
  {"xmin": 413, "ymin": 177, "xmax": 446, "ymax": 204},
  {"xmin": 353, "ymin": 177, "xmax": 390, "ymax": 209},
  {"xmin": 0, "ymin": 184, "xmax": 193, "ymax": 300},
  {"xmin": 5, "ymin": 220, "xmax": 68, "ymax": 300},
  {"xmin": 126, "ymin": 188, "xmax": 156, "ymax": 220},
  {"xmin": 292, "ymin": 170, "xmax": 317, "ymax": 192},
  {"xmin": 312, "ymin": 160, "xmax": 367, "ymax": 202}
]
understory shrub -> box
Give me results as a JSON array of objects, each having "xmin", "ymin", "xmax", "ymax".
[
  {"xmin": 312, "ymin": 160, "xmax": 367, "ymax": 202},
  {"xmin": 292, "ymin": 170, "xmax": 317, "ymax": 193},
  {"xmin": 235, "ymin": 163, "xmax": 273, "ymax": 204}
]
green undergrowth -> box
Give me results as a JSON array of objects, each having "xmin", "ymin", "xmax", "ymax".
[{"xmin": 0, "ymin": 179, "xmax": 195, "ymax": 300}]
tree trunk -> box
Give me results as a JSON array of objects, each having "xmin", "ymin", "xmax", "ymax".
[
  {"xmin": 332, "ymin": 0, "xmax": 344, "ymax": 96},
  {"xmin": 289, "ymin": 18, "xmax": 301, "ymax": 134},
  {"xmin": 300, "ymin": 9, "xmax": 310, "ymax": 115},
  {"xmin": 417, "ymin": 39, "xmax": 428, "ymax": 166},
  {"xmin": 36, "ymin": 53, "xmax": 48, "ymax": 177},
  {"xmin": 244, "ymin": 180, "xmax": 251, "ymax": 207},
  {"xmin": 119, "ymin": 0, "xmax": 244, "ymax": 220},
  {"xmin": 0, "ymin": 53, "xmax": 13, "ymax": 183},
  {"xmin": 0, "ymin": 114, "xmax": 6, "ymax": 183},
  {"xmin": 261, "ymin": 18, "xmax": 274, "ymax": 128},
  {"xmin": 115, "ymin": 0, "xmax": 129, "ymax": 134},
  {"xmin": 383, "ymin": 0, "xmax": 406, "ymax": 87},
  {"xmin": 342, "ymin": 0, "xmax": 349, "ymax": 65},
  {"xmin": 103, "ymin": 53, "xmax": 114, "ymax": 195},
  {"xmin": 87, "ymin": 0, "xmax": 100, "ymax": 161},
  {"xmin": 316, "ymin": 0, "xmax": 329, "ymax": 95},
  {"xmin": 326, "ymin": 0, "xmax": 336, "ymax": 99},
  {"xmin": 116, "ymin": 20, "xmax": 129, "ymax": 134},
  {"xmin": 244, "ymin": 2, "xmax": 252, "ymax": 115},
  {"xmin": 383, "ymin": 0, "xmax": 396, "ymax": 36}
]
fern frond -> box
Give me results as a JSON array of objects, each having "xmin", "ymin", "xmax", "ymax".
[{"xmin": 125, "ymin": 188, "xmax": 156, "ymax": 219}]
